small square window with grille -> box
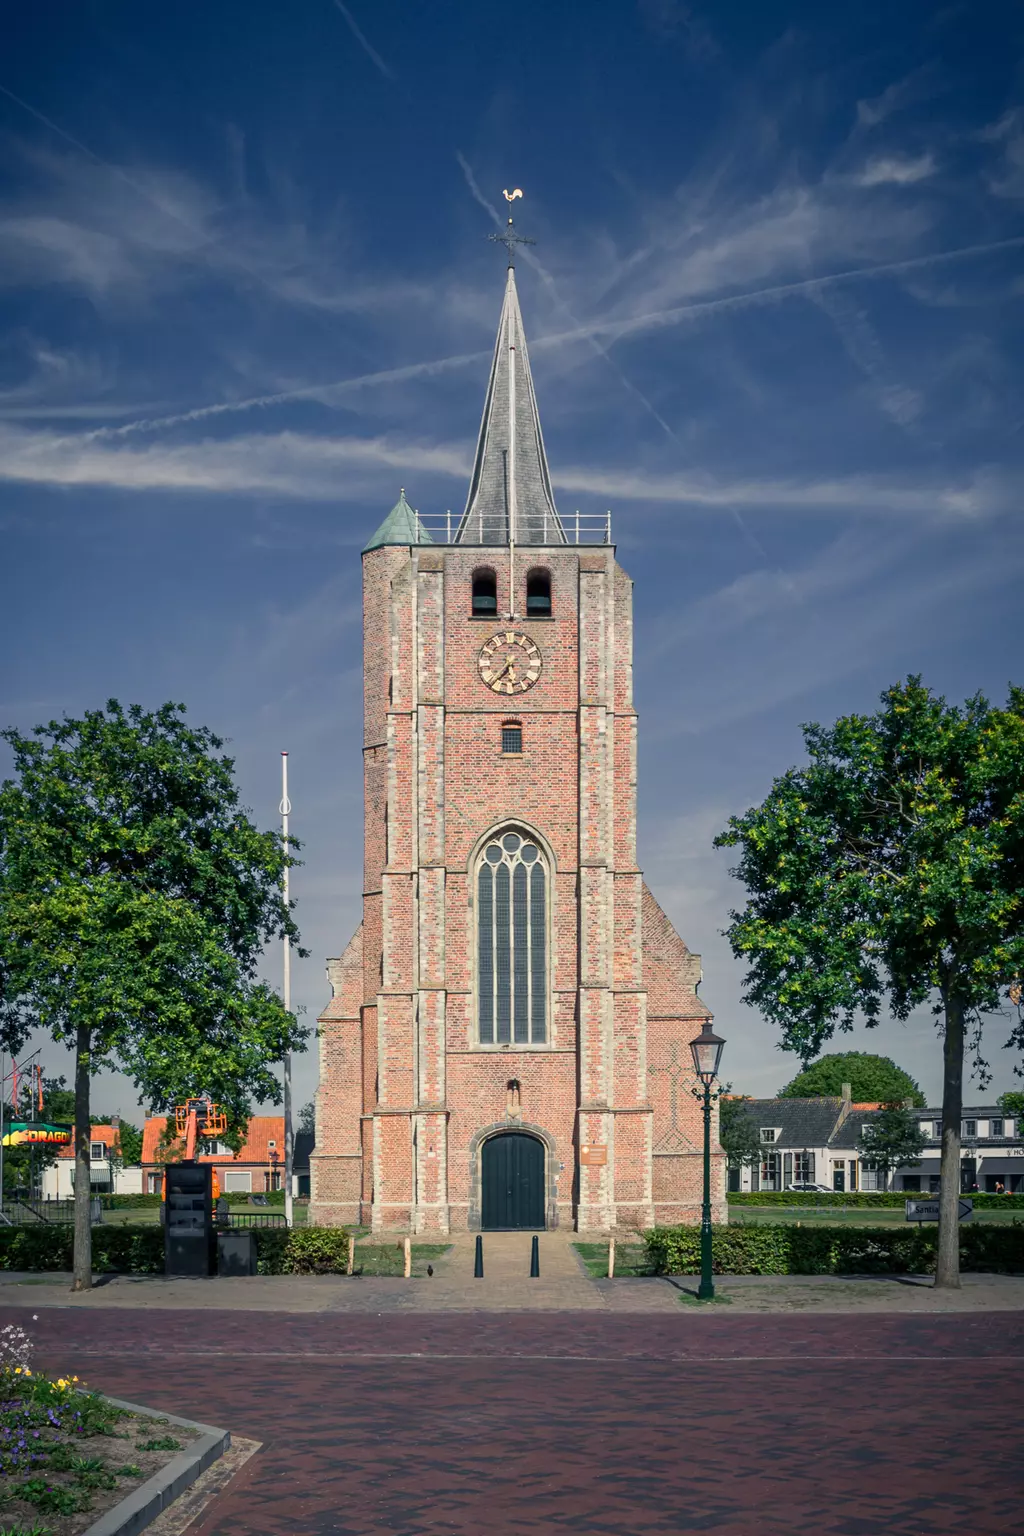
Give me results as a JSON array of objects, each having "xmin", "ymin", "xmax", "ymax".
[{"xmin": 502, "ymin": 725, "xmax": 522, "ymax": 754}]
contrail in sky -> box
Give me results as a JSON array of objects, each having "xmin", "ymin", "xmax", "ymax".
[{"xmin": 331, "ymin": 1, "xmax": 394, "ymax": 80}]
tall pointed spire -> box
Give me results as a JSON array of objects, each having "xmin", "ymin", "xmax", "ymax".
[{"xmin": 455, "ymin": 261, "xmax": 565, "ymax": 546}]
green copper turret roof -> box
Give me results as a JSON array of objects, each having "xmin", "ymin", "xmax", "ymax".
[{"xmin": 362, "ymin": 489, "xmax": 434, "ymax": 552}]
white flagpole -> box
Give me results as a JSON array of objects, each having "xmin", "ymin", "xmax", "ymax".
[{"xmin": 280, "ymin": 752, "xmax": 294, "ymax": 1229}]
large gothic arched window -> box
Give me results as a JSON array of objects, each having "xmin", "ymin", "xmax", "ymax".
[{"xmin": 477, "ymin": 830, "xmax": 548, "ymax": 1045}]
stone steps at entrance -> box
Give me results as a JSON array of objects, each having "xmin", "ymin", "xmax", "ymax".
[{"xmin": 423, "ymin": 1230, "xmax": 601, "ymax": 1309}]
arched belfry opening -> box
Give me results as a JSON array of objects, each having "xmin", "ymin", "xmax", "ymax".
[
  {"xmin": 472, "ymin": 568, "xmax": 498, "ymax": 616},
  {"xmin": 526, "ymin": 568, "xmax": 551, "ymax": 617}
]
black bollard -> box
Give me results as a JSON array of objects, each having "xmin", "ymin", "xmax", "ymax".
[
  {"xmin": 474, "ymin": 1234, "xmax": 484, "ymax": 1278},
  {"xmin": 530, "ymin": 1234, "xmax": 540, "ymax": 1277}
]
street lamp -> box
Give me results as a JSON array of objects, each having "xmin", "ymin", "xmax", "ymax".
[{"xmin": 690, "ymin": 1021, "xmax": 726, "ymax": 1301}]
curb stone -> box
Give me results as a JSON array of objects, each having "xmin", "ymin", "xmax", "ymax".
[{"xmin": 81, "ymin": 1396, "xmax": 231, "ymax": 1536}]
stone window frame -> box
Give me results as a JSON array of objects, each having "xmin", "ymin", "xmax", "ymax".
[
  {"xmin": 467, "ymin": 820, "xmax": 556, "ymax": 1052},
  {"xmin": 466, "ymin": 1120, "xmax": 560, "ymax": 1231}
]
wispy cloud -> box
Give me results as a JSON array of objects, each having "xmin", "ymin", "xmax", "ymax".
[
  {"xmin": 0, "ymin": 420, "xmax": 1011, "ymax": 522},
  {"xmin": 854, "ymin": 152, "xmax": 937, "ymax": 186},
  {"xmin": 331, "ymin": 1, "xmax": 394, "ymax": 81}
]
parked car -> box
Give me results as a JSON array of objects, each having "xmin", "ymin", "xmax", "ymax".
[{"xmin": 786, "ymin": 1182, "xmax": 835, "ymax": 1194}]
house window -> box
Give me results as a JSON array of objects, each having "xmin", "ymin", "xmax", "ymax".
[
  {"xmin": 760, "ymin": 1128, "xmax": 777, "ymax": 1143},
  {"xmin": 90, "ymin": 1142, "xmax": 105, "ymax": 1162},
  {"xmin": 501, "ymin": 723, "xmax": 523, "ymax": 755},
  {"xmin": 861, "ymin": 1162, "xmax": 884, "ymax": 1191},
  {"xmin": 476, "ymin": 829, "xmax": 548, "ymax": 1045},
  {"xmin": 472, "ymin": 569, "xmax": 498, "ymax": 616},
  {"xmin": 526, "ymin": 569, "xmax": 552, "ymax": 617},
  {"xmin": 147, "ymin": 1173, "xmax": 159, "ymax": 1195},
  {"xmin": 991, "ymin": 1118, "xmax": 1004, "ymax": 1137},
  {"xmin": 794, "ymin": 1151, "xmax": 815, "ymax": 1183},
  {"xmin": 902, "ymin": 1175, "xmax": 921, "ymax": 1192},
  {"xmin": 963, "ymin": 1119, "xmax": 977, "ymax": 1138},
  {"xmin": 933, "ymin": 1121, "xmax": 943, "ymax": 1138}
]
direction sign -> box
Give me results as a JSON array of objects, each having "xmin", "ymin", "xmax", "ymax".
[{"xmin": 905, "ymin": 1198, "xmax": 973, "ymax": 1223}]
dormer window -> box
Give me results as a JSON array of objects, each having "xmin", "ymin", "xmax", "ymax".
[
  {"xmin": 472, "ymin": 569, "xmax": 497, "ymax": 617},
  {"xmin": 760, "ymin": 1127, "xmax": 778, "ymax": 1143},
  {"xmin": 526, "ymin": 569, "xmax": 551, "ymax": 617}
]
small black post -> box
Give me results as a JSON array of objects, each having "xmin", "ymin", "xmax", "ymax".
[
  {"xmin": 474, "ymin": 1234, "xmax": 484, "ymax": 1278},
  {"xmin": 530, "ymin": 1234, "xmax": 540, "ymax": 1277}
]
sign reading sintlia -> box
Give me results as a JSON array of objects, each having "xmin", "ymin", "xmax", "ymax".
[{"xmin": 1, "ymin": 1122, "xmax": 73, "ymax": 1147}]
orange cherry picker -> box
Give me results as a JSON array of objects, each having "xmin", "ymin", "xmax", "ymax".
[{"xmin": 161, "ymin": 1098, "xmax": 228, "ymax": 1202}]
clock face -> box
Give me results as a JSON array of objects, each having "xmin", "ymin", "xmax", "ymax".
[{"xmin": 478, "ymin": 631, "xmax": 543, "ymax": 694}]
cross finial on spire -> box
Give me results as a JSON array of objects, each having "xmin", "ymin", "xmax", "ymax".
[{"xmin": 489, "ymin": 188, "xmax": 535, "ymax": 267}]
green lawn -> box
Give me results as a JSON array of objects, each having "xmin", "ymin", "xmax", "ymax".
[
  {"xmin": 573, "ymin": 1242, "xmax": 653, "ymax": 1278},
  {"xmin": 350, "ymin": 1241, "xmax": 451, "ymax": 1277},
  {"xmin": 728, "ymin": 1205, "xmax": 1021, "ymax": 1226}
]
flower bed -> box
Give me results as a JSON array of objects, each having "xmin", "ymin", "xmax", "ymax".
[{"xmin": 0, "ymin": 1322, "xmax": 201, "ymax": 1536}]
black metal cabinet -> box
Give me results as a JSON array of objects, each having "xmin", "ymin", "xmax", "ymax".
[{"xmin": 164, "ymin": 1162, "xmax": 215, "ymax": 1276}]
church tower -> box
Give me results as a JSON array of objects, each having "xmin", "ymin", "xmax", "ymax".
[{"xmin": 310, "ymin": 230, "xmax": 725, "ymax": 1233}]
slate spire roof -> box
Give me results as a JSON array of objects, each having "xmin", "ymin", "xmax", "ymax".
[
  {"xmin": 455, "ymin": 264, "xmax": 565, "ymax": 546},
  {"xmin": 363, "ymin": 488, "xmax": 433, "ymax": 552}
]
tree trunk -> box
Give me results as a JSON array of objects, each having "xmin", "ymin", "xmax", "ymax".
[
  {"xmin": 935, "ymin": 992, "xmax": 964, "ymax": 1290},
  {"xmin": 71, "ymin": 1021, "xmax": 92, "ymax": 1292}
]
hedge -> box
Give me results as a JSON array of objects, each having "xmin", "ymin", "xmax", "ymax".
[
  {"xmin": 98, "ymin": 1190, "xmax": 307, "ymax": 1210},
  {"xmin": 645, "ymin": 1222, "xmax": 1024, "ymax": 1276},
  {"xmin": 0, "ymin": 1224, "xmax": 349, "ymax": 1275},
  {"xmin": 0, "ymin": 1225, "xmax": 164, "ymax": 1274},
  {"xmin": 727, "ymin": 1190, "xmax": 1024, "ymax": 1210}
]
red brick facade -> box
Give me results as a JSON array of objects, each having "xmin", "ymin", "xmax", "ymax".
[{"xmin": 309, "ymin": 540, "xmax": 726, "ymax": 1232}]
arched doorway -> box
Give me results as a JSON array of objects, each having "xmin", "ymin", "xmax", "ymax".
[{"xmin": 481, "ymin": 1132, "xmax": 545, "ymax": 1230}]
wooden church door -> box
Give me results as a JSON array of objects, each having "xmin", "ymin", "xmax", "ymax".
[{"xmin": 481, "ymin": 1132, "xmax": 545, "ymax": 1229}]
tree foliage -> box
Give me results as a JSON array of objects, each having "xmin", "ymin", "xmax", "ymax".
[
  {"xmin": 715, "ymin": 678, "xmax": 1024, "ymax": 1286},
  {"xmin": 297, "ymin": 1100, "xmax": 316, "ymax": 1136},
  {"xmin": 718, "ymin": 1092, "xmax": 763, "ymax": 1168},
  {"xmin": 779, "ymin": 1052, "xmax": 925, "ymax": 1106},
  {"xmin": 858, "ymin": 1102, "xmax": 928, "ymax": 1184},
  {"xmin": 0, "ymin": 700, "xmax": 308, "ymax": 1288}
]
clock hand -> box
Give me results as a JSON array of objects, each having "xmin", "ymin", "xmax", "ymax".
[{"xmin": 492, "ymin": 656, "xmax": 512, "ymax": 681}]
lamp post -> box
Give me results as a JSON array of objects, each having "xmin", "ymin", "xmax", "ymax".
[{"xmin": 690, "ymin": 1021, "xmax": 726, "ymax": 1301}]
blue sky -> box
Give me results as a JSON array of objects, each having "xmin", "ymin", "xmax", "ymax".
[{"xmin": 2, "ymin": 0, "xmax": 1022, "ymax": 1117}]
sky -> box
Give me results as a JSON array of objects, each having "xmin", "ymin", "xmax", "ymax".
[{"xmin": 1, "ymin": 0, "xmax": 1022, "ymax": 1120}]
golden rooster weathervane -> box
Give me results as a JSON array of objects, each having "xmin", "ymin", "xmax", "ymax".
[{"xmin": 490, "ymin": 188, "xmax": 534, "ymax": 266}]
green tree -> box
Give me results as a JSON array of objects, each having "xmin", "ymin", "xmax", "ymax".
[
  {"xmin": 109, "ymin": 1121, "xmax": 144, "ymax": 1172},
  {"xmin": 997, "ymin": 1090, "xmax": 1024, "ymax": 1123},
  {"xmin": 779, "ymin": 1052, "xmax": 925, "ymax": 1106},
  {"xmin": 718, "ymin": 1092, "xmax": 762, "ymax": 1170},
  {"xmin": 0, "ymin": 700, "xmax": 307, "ymax": 1291},
  {"xmin": 858, "ymin": 1102, "xmax": 928, "ymax": 1188},
  {"xmin": 714, "ymin": 679, "xmax": 1024, "ymax": 1288},
  {"xmin": 297, "ymin": 1100, "xmax": 315, "ymax": 1136}
]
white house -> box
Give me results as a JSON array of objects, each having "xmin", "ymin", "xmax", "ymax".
[
  {"xmin": 728, "ymin": 1091, "xmax": 1021, "ymax": 1194},
  {"xmin": 40, "ymin": 1120, "xmax": 143, "ymax": 1200}
]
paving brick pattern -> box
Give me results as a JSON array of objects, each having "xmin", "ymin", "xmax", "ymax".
[{"xmin": 20, "ymin": 1305, "xmax": 1024, "ymax": 1534}]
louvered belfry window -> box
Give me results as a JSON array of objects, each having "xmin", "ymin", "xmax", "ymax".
[{"xmin": 477, "ymin": 830, "xmax": 547, "ymax": 1045}]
